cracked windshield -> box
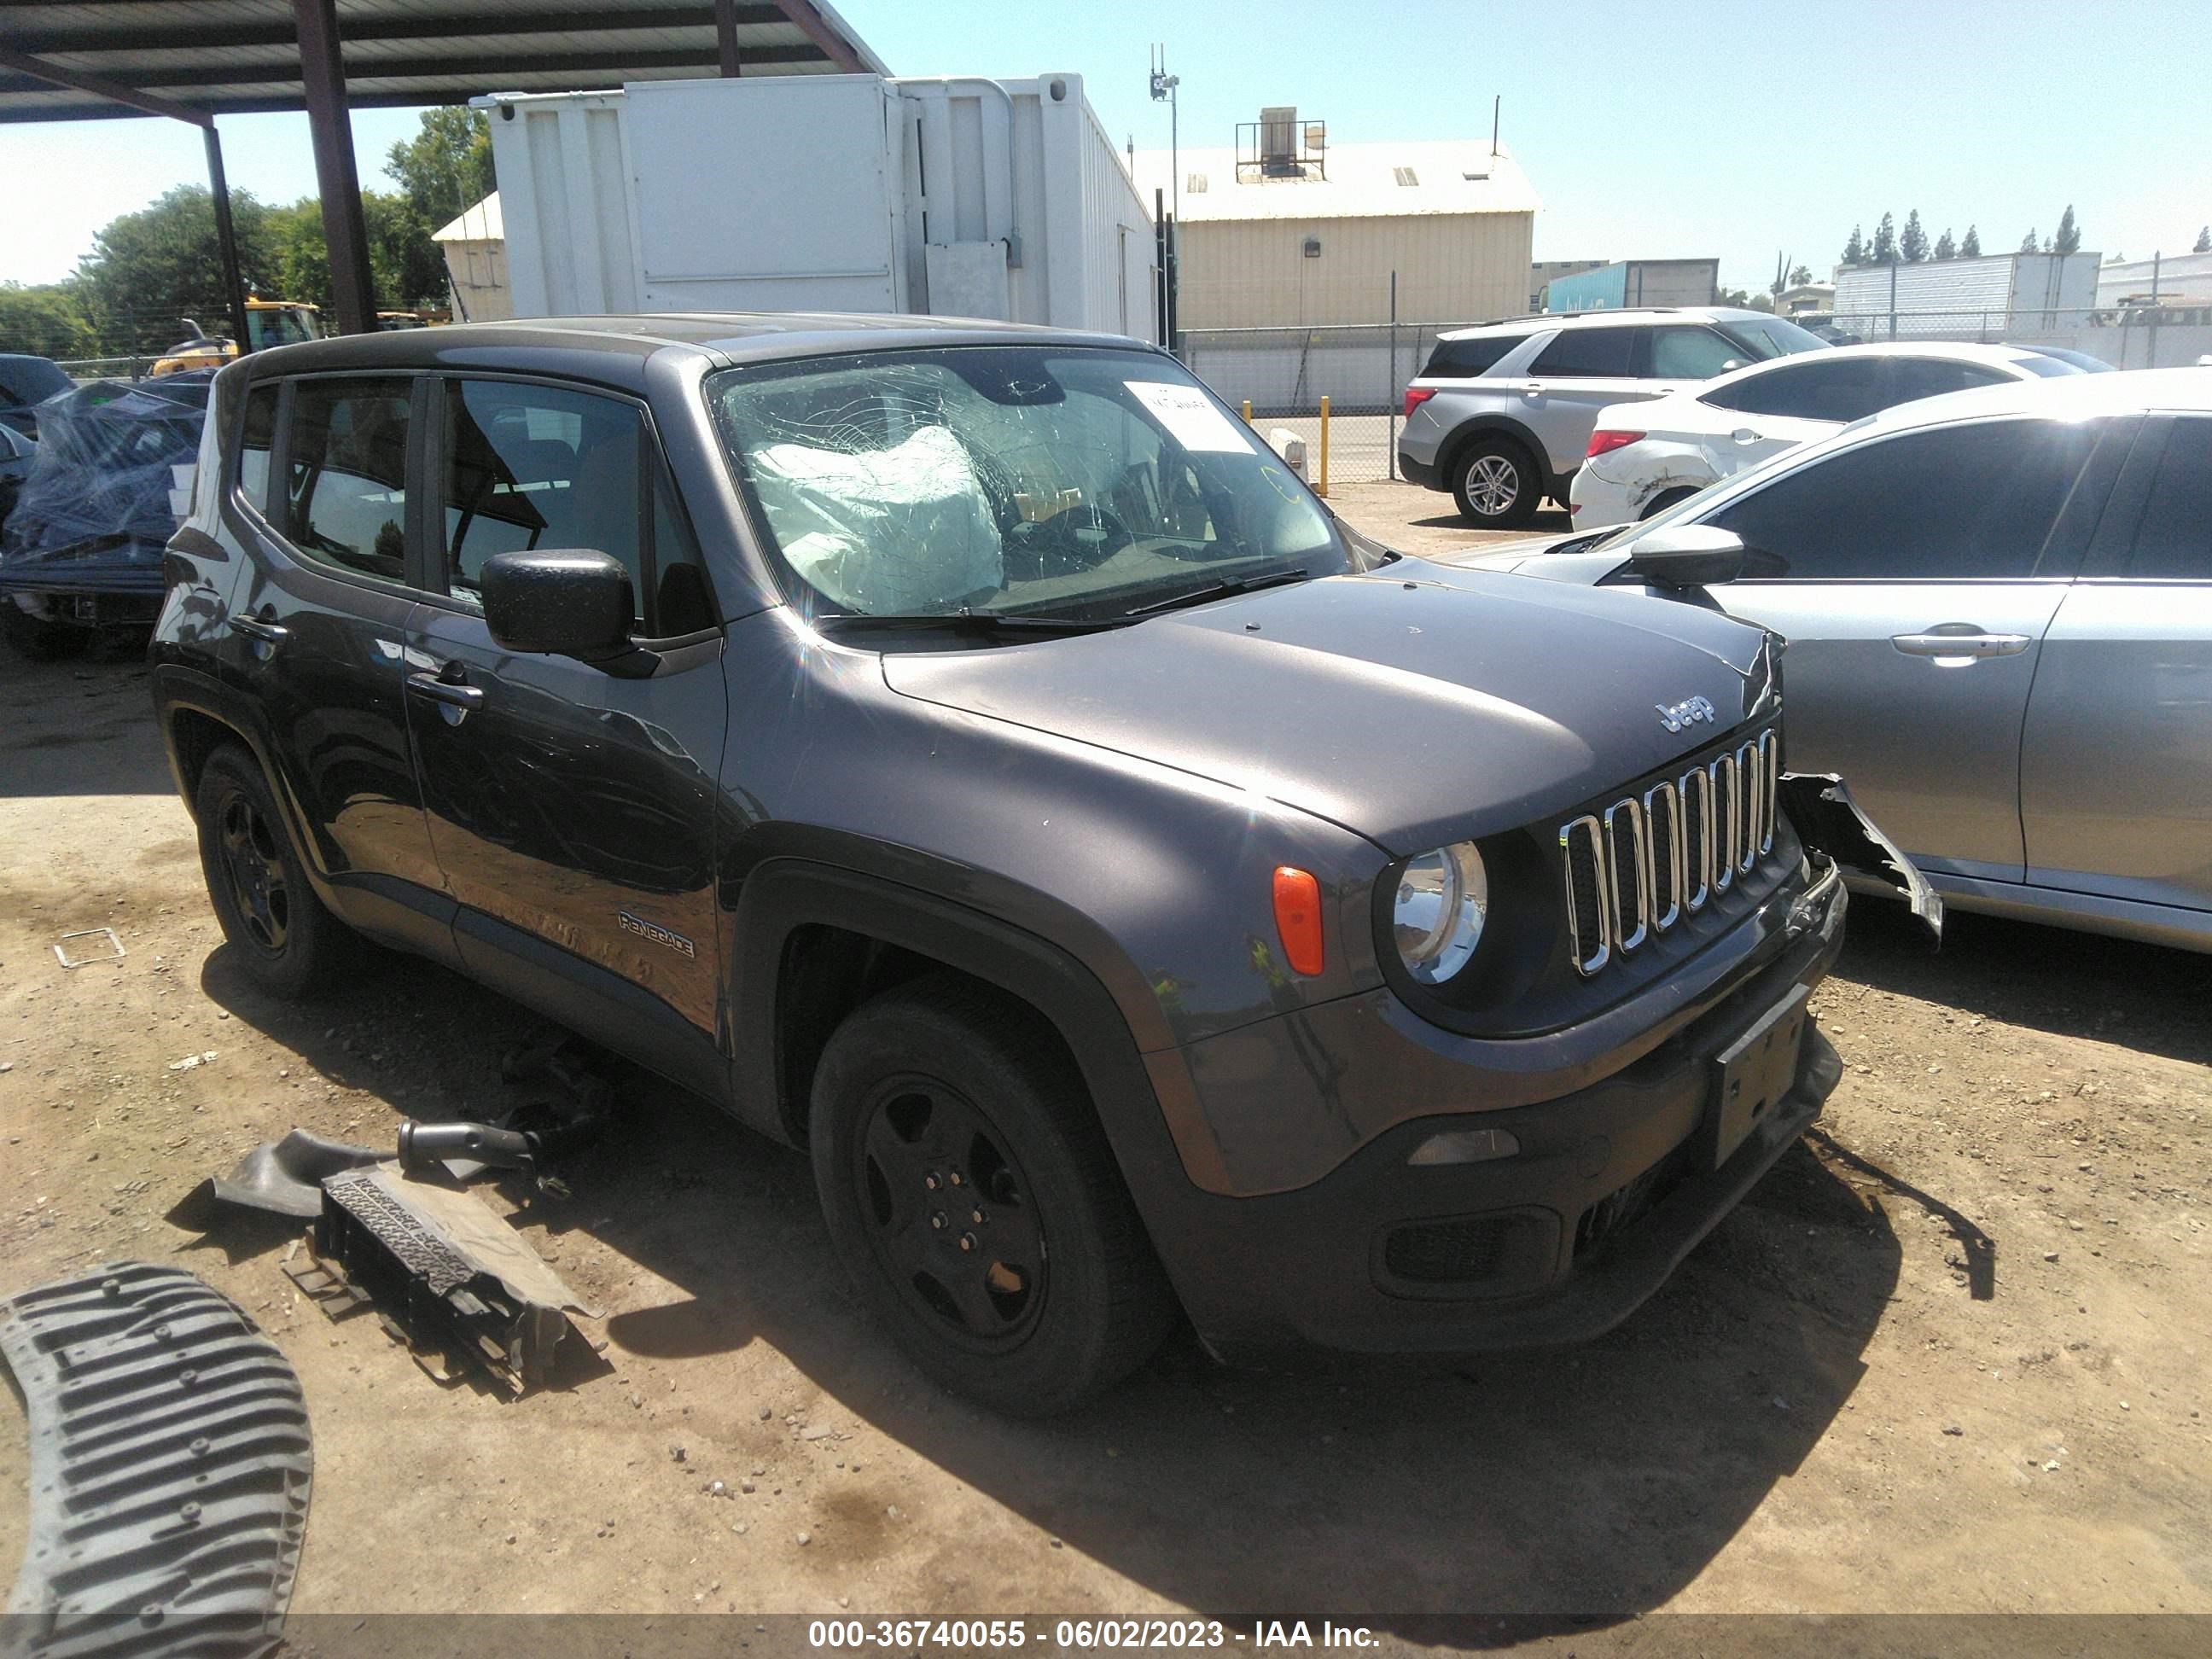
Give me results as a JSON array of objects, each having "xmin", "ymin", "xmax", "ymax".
[{"xmin": 711, "ymin": 346, "xmax": 1361, "ymax": 621}]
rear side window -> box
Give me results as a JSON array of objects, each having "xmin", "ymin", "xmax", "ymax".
[
  {"xmin": 1644, "ymin": 326, "xmax": 1749, "ymax": 380},
  {"xmin": 1708, "ymin": 418, "xmax": 2100, "ymax": 581},
  {"xmin": 1703, "ymin": 357, "xmax": 1889, "ymax": 423},
  {"xmin": 282, "ymin": 378, "xmax": 412, "ymax": 582},
  {"xmin": 1886, "ymin": 358, "xmax": 2012, "ymax": 404},
  {"xmin": 1529, "ymin": 326, "xmax": 1636, "ymax": 377},
  {"xmin": 239, "ymin": 382, "xmax": 278, "ymax": 510},
  {"xmin": 1422, "ymin": 334, "xmax": 1528, "ymax": 378},
  {"xmin": 2124, "ymin": 416, "xmax": 2212, "ymax": 579}
]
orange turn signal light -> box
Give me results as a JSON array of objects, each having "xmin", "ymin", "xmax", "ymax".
[{"xmin": 1272, "ymin": 866, "xmax": 1324, "ymax": 976}]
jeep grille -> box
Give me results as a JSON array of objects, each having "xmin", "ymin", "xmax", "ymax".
[{"xmin": 1561, "ymin": 727, "xmax": 1778, "ymax": 977}]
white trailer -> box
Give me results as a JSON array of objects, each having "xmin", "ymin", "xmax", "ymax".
[
  {"xmin": 479, "ymin": 73, "xmax": 1157, "ymax": 342},
  {"xmin": 1833, "ymin": 252, "xmax": 2101, "ymax": 327}
]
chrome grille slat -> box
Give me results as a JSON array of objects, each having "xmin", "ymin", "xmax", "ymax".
[
  {"xmin": 1561, "ymin": 725, "xmax": 1778, "ymax": 978},
  {"xmin": 1603, "ymin": 798, "xmax": 1650, "ymax": 953}
]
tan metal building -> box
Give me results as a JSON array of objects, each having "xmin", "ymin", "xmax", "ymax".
[{"xmin": 1131, "ymin": 125, "xmax": 1540, "ymax": 330}]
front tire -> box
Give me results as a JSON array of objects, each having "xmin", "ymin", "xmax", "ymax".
[
  {"xmin": 194, "ymin": 744, "xmax": 354, "ymax": 999},
  {"xmin": 809, "ymin": 976, "xmax": 1175, "ymax": 1415},
  {"xmin": 1451, "ymin": 437, "xmax": 1541, "ymax": 528}
]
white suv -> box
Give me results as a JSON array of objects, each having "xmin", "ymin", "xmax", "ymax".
[{"xmin": 1397, "ymin": 307, "xmax": 1827, "ymax": 527}]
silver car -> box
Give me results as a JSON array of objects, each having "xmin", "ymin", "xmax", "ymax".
[
  {"xmin": 1397, "ymin": 307, "xmax": 1827, "ymax": 527},
  {"xmin": 1437, "ymin": 366, "xmax": 2212, "ymax": 952}
]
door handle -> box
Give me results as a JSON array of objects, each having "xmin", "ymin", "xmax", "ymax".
[
  {"xmin": 1520, "ymin": 381, "xmax": 1544, "ymax": 397},
  {"xmin": 1731, "ymin": 428, "xmax": 1763, "ymax": 445},
  {"xmin": 230, "ymin": 614, "xmax": 288, "ymax": 645},
  {"xmin": 1890, "ymin": 631, "xmax": 2032, "ymax": 660},
  {"xmin": 407, "ymin": 668, "xmax": 485, "ymax": 710}
]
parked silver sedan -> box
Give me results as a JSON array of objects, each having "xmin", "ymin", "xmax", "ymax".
[{"xmin": 1435, "ymin": 367, "xmax": 2212, "ymax": 952}]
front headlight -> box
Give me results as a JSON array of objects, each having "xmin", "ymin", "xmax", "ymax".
[{"xmin": 1392, "ymin": 841, "xmax": 1488, "ymax": 983}]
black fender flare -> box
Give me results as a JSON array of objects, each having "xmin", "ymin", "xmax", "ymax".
[{"xmin": 725, "ymin": 853, "xmax": 1229, "ymax": 1317}]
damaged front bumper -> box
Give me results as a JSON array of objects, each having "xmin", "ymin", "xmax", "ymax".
[{"xmin": 1782, "ymin": 771, "xmax": 1943, "ymax": 941}]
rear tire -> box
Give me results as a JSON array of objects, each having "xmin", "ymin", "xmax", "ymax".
[
  {"xmin": 809, "ymin": 975, "xmax": 1176, "ymax": 1415},
  {"xmin": 1451, "ymin": 437, "xmax": 1541, "ymax": 528},
  {"xmin": 194, "ymin": 744, "xmax": 355, "ymax": 999}
]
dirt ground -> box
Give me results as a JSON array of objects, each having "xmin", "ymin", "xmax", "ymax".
[{"xmin": 3, "ymin": 482, "xmax": 2208, "ymax": 1632}]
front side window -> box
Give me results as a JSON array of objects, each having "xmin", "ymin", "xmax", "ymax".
[
  {"xmin": 709, "ymin": 346, "xmax": 1347, "ymax": 620},
  {"xmin": 282, "ymin": 378, "xmax": 411, "ymax": 582},
  {"xmin": 1528, "ymin": 327, "xmax": 1636, "ymax": 378},
  {"xmin": 1708, "ymin": 418, "xmax": 2099, "ymax": 581},
  {"xmin": 1703, "ymin": 357, "xmax": 1889, "ymax": 423},
  {"xmin": 1885, "ymin": 358, "xmax": 2014, "ymax": 403},
  {"xmin": 2125, "ymin": 416, "xmax": 2212, "ymax": 579},
  {"xmin": 1645, "ymin": 326, "xmax": 1749, "ymax": 381}
]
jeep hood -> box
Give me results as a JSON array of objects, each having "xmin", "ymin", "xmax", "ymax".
[{"xmin": 881, "ymin": 560, "xmax": 1778, "ymax": 856}]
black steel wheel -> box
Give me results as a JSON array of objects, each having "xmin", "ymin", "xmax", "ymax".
[
  {"xmin": 194, "ymin": 744, "xmax": 354, "ymax": 998},
  {"xmin": 810, "ymin": 976, "xmax": 1175, "ymax": 1414}
]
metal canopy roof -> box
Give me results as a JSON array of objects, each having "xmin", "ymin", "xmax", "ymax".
[{"xmin": 0, "ymin": 1, "xmax": 888, "ymax": 124}]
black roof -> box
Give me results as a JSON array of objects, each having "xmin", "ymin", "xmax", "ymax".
[{"xmin": 238, "ymin": 312, "xmax": 1161, "ymax": 393}]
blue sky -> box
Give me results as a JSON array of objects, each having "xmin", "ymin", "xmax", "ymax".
[{"xmin": 3, "ymin": 0, "xmax": 2206, "ymax": 295}]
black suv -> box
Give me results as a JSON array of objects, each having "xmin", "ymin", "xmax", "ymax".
[{"xmin": 153, "ymin": 315, "xmax": 1894, "ymax": 1412}]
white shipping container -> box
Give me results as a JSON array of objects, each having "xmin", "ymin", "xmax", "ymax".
[
  {"xmin": 480, "ymin": 73, "xmax": 1156, "ymax": 341},
  {"xmin": 1834, "ymin": 253, "xmax": 2101, "ymax": 321}
]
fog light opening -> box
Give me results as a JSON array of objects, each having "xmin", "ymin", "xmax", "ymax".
[{"xmin": 1407, "ymin": 1127, "xmax": 1521, "ymax": 1167}]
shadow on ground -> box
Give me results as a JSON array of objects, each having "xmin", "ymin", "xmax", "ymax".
[
  {"xmin": 198, "ymin": 933, "xmax": 1917, "ymax": 1630},
  {"xmin": 1836, "ymin": 894, "xmax": 2212, "ymax": 1068},
  {"xmin": 0, "ymin": 640, "xmax": 170, "ymax": 797}
]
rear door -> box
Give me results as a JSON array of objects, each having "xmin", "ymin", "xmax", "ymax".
[
  {"xmin": 404, "ymin": 372, "xmax": 729, "ymax": 1091},
  {"xmin": 1692, "ymin": 355, "xmax": 1890, "ymax": 476},
  {"xmin": 1516, "ymin": 324, "xmax": 1652, "ymax": 477},
  {"xmin": 2021, "ymin": 412, "xmax": 2212, "ymax": 914},
  {"xmin": 1695, "ymin": 415, "xmax": 2125, "ymax": 882},
  {"xmin": 221, "ymin": 372, "xmax": 451, "ymax": 948}
]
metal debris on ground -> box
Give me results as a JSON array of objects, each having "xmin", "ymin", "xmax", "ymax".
[
  {"xmin": 0, "ymin": 1261, "xmax": 311, "ymax": 1658},
  {"xmin": 50, "ymin": 928, "xmax": 125, "ymax": 969},
  {"xmin": 283, "ymin": 1163, "xmax": 597, "ymax": 1396}
]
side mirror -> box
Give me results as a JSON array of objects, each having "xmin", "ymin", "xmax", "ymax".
[
  {"xmin": 481, "ymin": 550, "xmax": 635, "ymax": 660},
  {"xmin": 1628, "ymin": 524, "xmax": 1750, "ymax": 589}
]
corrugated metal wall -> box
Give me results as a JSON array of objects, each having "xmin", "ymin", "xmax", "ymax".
[{"xmin": 1172, "ymin": 212, "xmax": 1533, "ymax": 329}]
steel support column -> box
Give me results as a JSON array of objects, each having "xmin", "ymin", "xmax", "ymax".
[
  {"xmin": 203, "ymin": 125, "xmax": 253, "ymax": 353},
  {"xmin": 714, "ymin": 0, "xmax": 745, "ymax": 75},
  {"xmin": 292, "ymin": 0, "xmax": 376, "ymax": 335}
]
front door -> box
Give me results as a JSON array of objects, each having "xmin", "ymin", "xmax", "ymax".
[
  {"xmin": 2023, "ymin": 412, "xmax": 2212, "ymax": 913},
  {"xmin": 221, "ymin": 373, "xmax": 450, "ymax": 945},
  {"xmin": 404, "ymin": 374, "xmax": 729, "ymax": 1088},
  {"xmin": 1697, "ymin": 414, "xmax": 2122, "ymax": 882}
]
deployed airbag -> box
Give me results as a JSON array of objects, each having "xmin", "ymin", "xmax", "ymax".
[{"xmin": 748, "ymin": 423, "xmax": 1001, "ymax": 614}]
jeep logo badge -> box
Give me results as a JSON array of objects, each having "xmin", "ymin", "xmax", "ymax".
[{"xmin": 1656, "ymin": 695, "xmax": 1716, "ymax": 734}]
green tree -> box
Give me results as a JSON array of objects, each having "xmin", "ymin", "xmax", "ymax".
[
  {"xmin": 2196, "ymin": 226, "xmax": 2211, "ymax": 253},
  {"xmin": 1900, "ymin": 209, "xmax": 1929, "ymax": 262},
  {"xmin": 2054, "ymin": 205, "xmax": 2081, "ymax": 255},
  {"xmin": 1841, "ymin": 225, "xmax": 1866, "ymax": 265},
  {"xmin": 1933, "ymin": 228, "xmax": 1956, "ymax": 260},
  {"xmin": 385, "ymin": 108, "xmax": 494, "ymax": 233},
  {"xmin": 1960, "ymin": 224, "xmax": 1982, "ymax": 257},
  {"xmin": 2019, "ymin": 227, "xmax": 2040, "ymax": 253},
  {"xmin": 1871, "ymin": 212, "xmax": 1899, "ymax": 264},
  {"xmin": 267, "ymin": 190, "xmax": 447, "ymax": 313},
  {"xmin": 1790, "ymin": 263, "xmax": 1813, "ymax": 285},
  {"xmin": 0, "ymin": 282, "xmax": 97, "ymax": 358},
  {"xmin": 72, "ymin": 185, "xmax": 280, "ymax": 356}
]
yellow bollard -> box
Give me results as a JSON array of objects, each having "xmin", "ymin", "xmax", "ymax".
[
  {"xmin": 1317, "ymin": 395, "xmax": 1330, "ymax": 498},
  {"xmin": 1242, "ymin": 399, "xmax": 1252, "ymax": 425}
]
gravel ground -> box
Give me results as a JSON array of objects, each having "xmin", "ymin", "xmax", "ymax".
[{"xmin": 2, "ymin": 515, "xmax": 2207, "ymax": 1629}]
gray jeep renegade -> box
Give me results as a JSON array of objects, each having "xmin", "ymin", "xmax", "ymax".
[{"xmin": 151, "ymin": 314, "xmax": 1904, "ymax": 1413}]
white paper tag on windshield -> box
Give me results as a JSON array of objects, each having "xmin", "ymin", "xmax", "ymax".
[{"xmin": 1125, "ymin": 381, "xmax": 1254, "ymax": 453}]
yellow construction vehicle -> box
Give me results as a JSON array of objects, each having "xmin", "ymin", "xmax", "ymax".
[{"xmin": 148, "ymin": 300, "xmax": 323, "ymax": 376}]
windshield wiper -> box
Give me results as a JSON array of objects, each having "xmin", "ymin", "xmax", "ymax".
[
  {"xmin": 812, "ymin": 609, "xmax": 1123, "ymax": 637},
  {"xmin": 1122, "ymin": 568, "xmax": 1313, "ymax": 619}
]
